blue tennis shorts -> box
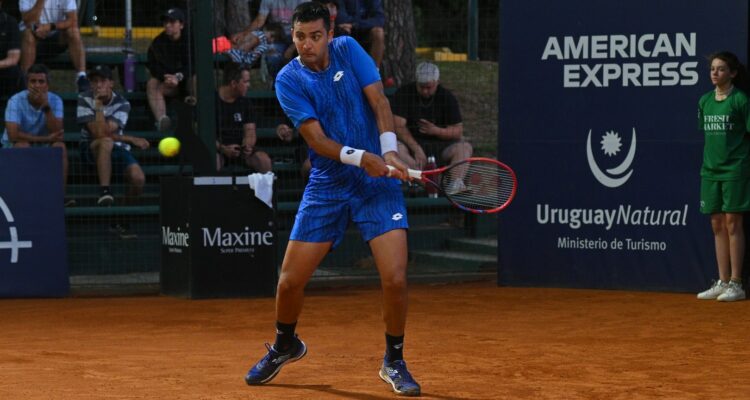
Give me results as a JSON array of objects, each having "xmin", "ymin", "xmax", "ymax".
[{"xmin": 290, "ymin": 184, "xmax": 409, "ymax": 249}]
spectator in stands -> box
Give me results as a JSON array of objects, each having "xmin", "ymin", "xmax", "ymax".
[
  {"xmin": 1, "ymin": 63, "xmax": 72, "ymax": 205},
  {"xmin": 234, "ymin": 0, "xmax": 306, "ymax": 78},
  {"xmin": 275, "ymin": 119, "xmax": 311, "ymax": 180},
  {"xmin": 215, "ymin": 62, "xmax": 271, "ymax": 173},
  {"xmin": 77, "ymin": 65, "xmax": 149, "ymax": 238},
  {"xmin": 19, "ymin": 0, "xmax": 89, "ymax": 92},
  {"xmin": 226, "ymin": 22, "xmax": 283, "ymax": 68},
  {"xmin": 214, "ymin": 0, "xmax": 251, "ymax": 41},
  {"xmin": 392, "ymin": 62, "xmax": 472, "ymax": 172},
  {"xmin": 0, "ymin": 0, "xmax": 23, "ymax": 97},
  {"xmin": 335, "ymin": 0, "xmax": 384, "ymax": 70},
  {"xmin": 146, "ymin": 7, "xmax": 193, "ymax": 133}
]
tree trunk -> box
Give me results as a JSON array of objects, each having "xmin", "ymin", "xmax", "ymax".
[{"xmin": 383, "ymin": 0, "xmax": 417, "ymax": 86}]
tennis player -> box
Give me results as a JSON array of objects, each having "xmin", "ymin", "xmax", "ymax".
[{"xmin": 244, "ymin": 2, "xmax": 420, "ymax": 396}]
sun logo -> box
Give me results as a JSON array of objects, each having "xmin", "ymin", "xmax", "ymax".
[
  {"xmin": 586, "ymin": 128, "xmax": 637, "ymax": 188},
  {"xmin": 600, "ymin": 131, "xmax": 622, "ymax": 156}
]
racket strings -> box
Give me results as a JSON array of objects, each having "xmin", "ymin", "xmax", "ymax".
[{"xmin": 441, "ymin": 162, "xmax": 515, "ymax": 210}]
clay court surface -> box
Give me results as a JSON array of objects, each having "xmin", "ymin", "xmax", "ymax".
[{"xmin": 2, "ymin": 281, "xmax": 750, "ymax": 399}]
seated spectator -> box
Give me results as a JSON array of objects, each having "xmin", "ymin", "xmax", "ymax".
[
  {"xmin": 1, "ymin": 63, "xmax": 72, "ymax": 205},
  {"xmin": 392, "ymin": 62, "xmax": 472, "ymax": 178},
  {"xmin": 216, "ymin": 62, "xmax": 271, "ymax": 173},
  {"xmin": 335, "ymin": 0, "xmax": 384, "ymax": 70},
  {"xmin": 275, "ymin": 120, "xmax": 310, "ymax": 180},
  {"xmin": 226, "ymin": 22, "xmax": 283, "ymax": 68},
  {"xmin": 77, "ymin": 65, "xmax": 149, "ymax": 238},
  {"xmin": 146, "ymin": 7, "xmax": 193, "ymax": 132},
  {"xmin": 234, "ymin": 0, "xmax": 306, "ymax": 79},
  {"xmin": 0, "ymin": 0, "xmax": 23, "ymax": 97},
  {"xmin": 214, "ymin": 0, "xmax": 250, "ymax": 42},
  {"xmin": 19, "ymin": 0, "xmax": 89, "ymax": 92}
]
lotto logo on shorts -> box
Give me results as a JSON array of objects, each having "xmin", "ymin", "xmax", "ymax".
[{"xmin": 392, "ymin": 213, "xmax": 403, "ymax": 221}]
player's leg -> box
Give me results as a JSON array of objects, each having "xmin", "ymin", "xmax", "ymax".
[
  {"xmin": 246, "ymin": 196, "xmax": 348, "ymax": 385},
  {"xmin": 370, "ymin": 229, "xmax": 408, "ymax": 338},
  {"xmin": 244, "ymin": 241, "xmax": 331, "ymax": 385},
  {"xmin": 370, "ymin": 229, "xmax": 420, "ymax": 397},
  {"xmin": 356, "ymin": 185, "xmax": 420, "ymax": 396},
  {"xmin": 277, "ymin": 240, "xmax": 331, "ymax": 326}
]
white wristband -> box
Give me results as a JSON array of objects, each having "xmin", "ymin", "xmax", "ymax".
[
  {"xmin": 380, "ymin": 131, "xmax": 398, "ymax": 155},
  {"xmin": 340, "ymin": 146, "xmax": 365, "ymax": 167}
]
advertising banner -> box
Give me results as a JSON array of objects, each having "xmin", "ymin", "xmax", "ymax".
[
  {"xmin": 0, "ymin": 148, "xmax": 69, "ymax": 297},
  {"xmin": 160, "ymin": 176, "xmax": 277, "ymax": 298},
  {"xmin": 498, "ymin": 0, "xmax": 749, "ymax": 291}
]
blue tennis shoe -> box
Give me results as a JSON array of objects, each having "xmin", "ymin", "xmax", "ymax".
[
  {"xmin": 379, "ymin": 359, "xmax": 421, "ymax": 396},
  {"xmin": 245, "ymin": 337, "xmax": 307, "ymax": 385}
]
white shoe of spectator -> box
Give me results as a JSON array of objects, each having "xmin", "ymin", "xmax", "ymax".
[
  {"xmin": 717, "ymin": 281, "xmax": 746, "ymax": 302},
  {"xmin": 696, "ymin": 280, "xmax": 728, "ymax": 300}
]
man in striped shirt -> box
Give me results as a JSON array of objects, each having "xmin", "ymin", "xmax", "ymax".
[{"xmin": 76, "ymin": 65, "xmax": 149, "ymax": 213}]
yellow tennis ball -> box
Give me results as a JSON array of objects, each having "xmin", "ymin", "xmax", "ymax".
[{"xmin": 159, "ymin": 137, "xmax": 180, "ymax": 157}]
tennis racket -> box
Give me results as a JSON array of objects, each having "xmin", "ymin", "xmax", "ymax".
[{"xmin": 388, "ymin": 157, "xmax": 517, "ymax": 214}]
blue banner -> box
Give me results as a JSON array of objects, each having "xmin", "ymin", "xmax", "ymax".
[
  {"xmin": 0, "ymin": 148, "xmax": 69, "ymax": 297},
  {"xmin": 498, "ymin": 0, "xmax": 748, "ymax": 291}
]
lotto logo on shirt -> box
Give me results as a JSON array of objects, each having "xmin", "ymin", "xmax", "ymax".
[{"xmin": 233, "ymin": 113, "xmax": 242, "ymax": 122}]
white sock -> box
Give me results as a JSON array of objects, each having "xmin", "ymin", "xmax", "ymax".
[{"xmin": 77, "ymin": 71, "xmax": 87, "ymax": 79}]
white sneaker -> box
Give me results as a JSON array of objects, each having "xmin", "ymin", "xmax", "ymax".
[
  {"xmin": 717, "ymin": 281, "xmax": 746, "ymax": 302},
  {"xmin": 697, "ymin": 280, "xmax": 728, "ymax": 300}
]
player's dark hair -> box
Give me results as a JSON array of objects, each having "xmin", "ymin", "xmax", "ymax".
[
  {"xmin": 222, "ymin": 62, "xmax": 249, "ymax": 85},
  {"xmin": 708, "ymin": 51, "xmax": 750, "ymax": 93},
  {"xmin": 292, "ymin": 1, "xmax": 331, "ymax": 32},
  {"xmin": 27, "ymin": 63, "xmax": 50, "ymax": 82}
]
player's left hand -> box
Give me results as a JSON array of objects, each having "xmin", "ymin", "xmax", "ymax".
[
  {"xmin": 360, "ymin": 152, "xmax": 392, "ymax": 178},
  {"xmin": 383, "ymin": 151, "xmax": 409, "ymax": 180}
]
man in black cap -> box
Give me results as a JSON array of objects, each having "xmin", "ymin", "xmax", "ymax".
[
  {"xmin": 76, "ymin": 65, "xmax": 150, "ymax": 238},
  {"xmin": 146, "ymin": 7, "xmax": 193, "ymax": 132}
]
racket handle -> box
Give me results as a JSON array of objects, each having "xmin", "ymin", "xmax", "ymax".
[{"xmin": 386, "ymin": 165, "xmax": 422, "ymax": 179}]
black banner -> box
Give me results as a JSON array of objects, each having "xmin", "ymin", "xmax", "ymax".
[{"xmin": 160, "ymin": 176, "xmax": 277, "ymax": 298}]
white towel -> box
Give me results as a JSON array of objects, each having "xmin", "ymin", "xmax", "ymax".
[{"xmin": 247, "ymin": 172, "xmax": 275, "ymax": 208}]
